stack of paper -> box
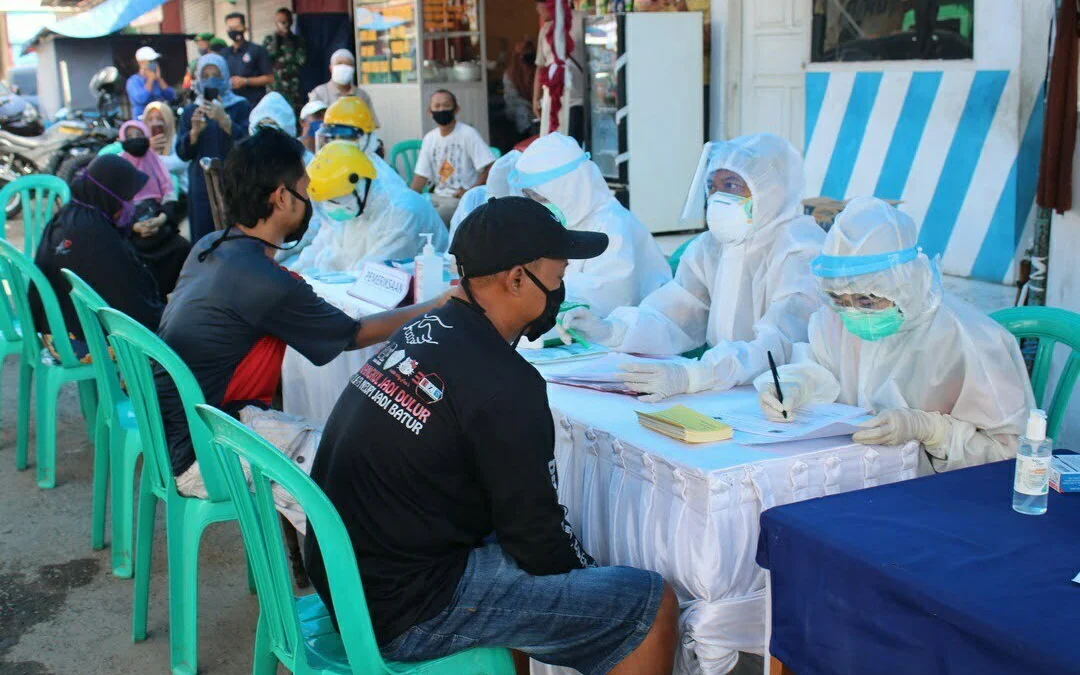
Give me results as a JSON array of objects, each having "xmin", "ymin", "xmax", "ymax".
[
  {"xmin": 636, "ymin": 405, "xmax": 734, "ymax": 443},
  {"xmin": 520, "ymin": 342, "xmax": 609, "ymax": 365},
  {"xmin": 540, "ymin": 353, "xmax": 682, "ymax": 395},
  {"xmin": 709, "ymin": 399, "xmax": 872, "ymax": 444}
]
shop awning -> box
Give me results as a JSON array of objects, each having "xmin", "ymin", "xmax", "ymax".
[{"xmin": 47, "ymin": 0, "xmax": 167, "ymax": 38}]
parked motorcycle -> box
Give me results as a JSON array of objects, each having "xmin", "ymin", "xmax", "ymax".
[{"xmin": 0, "ymin": 66, "xmax": 122, "ymax": 219}]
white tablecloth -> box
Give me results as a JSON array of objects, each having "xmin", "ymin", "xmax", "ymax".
[
  {"xmin": 281, "ymin": 277, "xmax": 384, "ymax": 422},
  {"xmin": 537, "ymin": 384, "xmax": 925, "ymax": 675}
]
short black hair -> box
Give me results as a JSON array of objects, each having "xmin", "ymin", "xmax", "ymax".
[
  {"xmin": 276, "ymin": 7, "xmax": 293, "ymax": 21},
  {"xmin": 224, "ymin": 12, "xmax": 246, "ymax": 25},
  {"xmin": 223, "ymin": 126, "xmax": 306, "ymax": 227},
  {"xmin": 430, "ymin": 89, "xmax": 458, "ymax": 109}
]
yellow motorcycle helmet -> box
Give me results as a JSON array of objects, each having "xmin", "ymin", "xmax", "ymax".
[
  {"xmin": 307, "ymin": 140, "xmax": 378, "ymax": 202},
  {"xmin": 323, "ymin": 95, "xmax": 377, "ymax": 133}
]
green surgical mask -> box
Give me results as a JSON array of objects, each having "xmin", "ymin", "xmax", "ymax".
[
  {"xmin": 543, "ymin": 201, "xmax": 567, "ymax": 226},
  {"xmin": 839, "ymin": 306, "xmax": 904, "ymax": 341}
]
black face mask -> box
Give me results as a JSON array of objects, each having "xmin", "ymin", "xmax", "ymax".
[
  {"xmin": 202, "ymin": 86, "xmax": 220, "ymax": 102},
  {"xmin": 523, "ymin": 51, "xmax": 537, "ymax": 65},
  {"xmin": 520, "ymin": 267, "xmax": 565, "ymax": 344},
  {"xmin": 122, "ymin": 137, "xmax": 150, "ymax": 157},
  {"xmin": 228, "ymin": 30, "xmax": 245, "ymax": 43},
  {"xmin": 285, "ymin": 186, "xmax": 312, "ymax": 244},
  {"xmin": 432, "ymin": 109, "xmax": 455, "ymax": 126}
]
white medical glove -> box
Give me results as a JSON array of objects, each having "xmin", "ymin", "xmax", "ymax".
[
  {"xmin": 616, "ymin": 361, "xmax": 691, "ymax": 403},
  {"xmin": 853, "ymin": 408, "xmax": 948, "ymax": 454},
  {"xmin": 755, "ymin": 381, "xmax": 810, "ymax": 422},
  {"xmin": 559, "ymin": 307, "xmax": 625, "ymax": 347}
]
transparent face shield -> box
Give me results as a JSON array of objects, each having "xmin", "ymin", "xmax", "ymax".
[
  {"xmin": 811, "ymin": 246, "xmax": 919, "ymax": 314},
  {"xmin": 678, "ymin": 141, "xmax": 754, "ymax": 229},
  {"xmin": 315, "ymin": 123, "xmax": 373, "ymax": 152}
]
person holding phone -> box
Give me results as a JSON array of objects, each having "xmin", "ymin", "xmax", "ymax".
[
  {"xmin": 176, "ymin": 53, "xmax": 251, "ymax": 244},
  {"xmin": 126, "ymin": 46, "xmax": 176, "ymax": 119},
  {"xmin": 142, "ymin": 101, "xmax": 188, "ymax": 195}
]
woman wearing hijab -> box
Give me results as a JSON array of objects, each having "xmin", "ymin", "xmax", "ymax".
[
  {"xmin": 143, "ymin": 101, "xmax": 188, "ymax": 195},
  {"xmin": 118, "ymin": 120, "xmax": 192, "ymax": 297},
  {"xmin": 31, "ymin": 155, "xmax": 165, "ymax": 362},
  {"xmin": 177, "ymin": 52, "xmax": 251, "ymax": 243}
]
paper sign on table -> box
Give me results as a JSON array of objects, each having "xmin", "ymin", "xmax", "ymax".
[
  {"xmin": 636, "ymin": 405, "xmax": 733, "ymax": 443},
  {"xmin": 347, "ymin": 262, "xmax": 411, "ymax": 309},
  {"xmin": 709, "ymin": 399, "xmax": 872, "ymax": 444}
]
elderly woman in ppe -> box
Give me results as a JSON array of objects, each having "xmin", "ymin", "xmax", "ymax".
[
  {"xmin": 509, "ymin": 132, "xmax": 671, "ymax": 317},
  {"xmin": 562, "ymin": 133, "xmax": 825, "ymax": 402},
  {"xmin": 755, "ymin": 197, "xmax": 1034, "ymax": 472},
  {"xmin": 296, "ymin": 141, "xmax": 448, "ymax": 273},
  {"xmin": 449, "ymin": 149, "xmax": 522, "ymax": 241}
]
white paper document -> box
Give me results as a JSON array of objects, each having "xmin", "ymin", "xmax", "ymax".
[
  {"xmin": 538, "ymin": 353, "xmax": 683, "ymax": 395},
  {"xmin": 520, "ymin": 342, "xmax": 609, "ymax": 365},
  {"xmin": 708, "ymin": 398, "xmax": 872, "ymax": 444}
]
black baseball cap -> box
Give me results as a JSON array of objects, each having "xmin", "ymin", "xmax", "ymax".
[{"xmin": 450, "ymin": 196, "xmax": 608, "ymax": 278}]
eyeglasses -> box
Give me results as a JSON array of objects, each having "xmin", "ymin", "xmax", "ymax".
[{"xmin": 825, "ymin": 292, "xmax": 895, "ymax": 312}]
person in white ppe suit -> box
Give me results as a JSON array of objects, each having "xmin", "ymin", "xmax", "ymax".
[
  {"xmin": 250, "ymin": 91, "xmax": 313, "ymax": 163},
  {"xmin": 510, "ymin": 133, "xmax": 671, "ymax": 317},
  {"xmin": 755, "ymin": 197, "xmax": 1034, "ymax": 471},
  {"xmin": 562, "ymin": 134, "xmax": 825, "ymax": 401},
  {"xmin": 449, "ymin": 149, "xmax": 522, "ymax": 241},
  {"xmin": 297, "ymin": 141, "xmax": 448, "ymax": 272}
]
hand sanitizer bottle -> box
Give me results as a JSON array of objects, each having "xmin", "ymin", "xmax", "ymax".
[
  {"xmin": 415, "ymin": 233, "xmax": 444, "ymax": 302},
  {"xmin": 1012, "ymin": 409, "xmax": 1051, "ymax": 515}
]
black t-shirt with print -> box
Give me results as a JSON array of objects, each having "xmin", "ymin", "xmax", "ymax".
[{"xmin": 304, "ymin": 298, "xmax": 593, "ymax": 645}]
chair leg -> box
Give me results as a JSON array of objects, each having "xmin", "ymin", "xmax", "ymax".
[
  {"xmin": 166, "ymin": 499, "xmax": 203, "ymax": 675},
  {"xmin": 90, "ymin": 409, "xmax": 110, "ymax": 550},
  {"xmin": 76, "ymin": 379, "xmax": 98, "ymax": 443},
  {"xmin": 15, "ymin": 361, "xmax": 31, "ymax": 471},
  {"xmin": 111, "ymin": 431, "xmax": 140, "ymax": 579},
  {"xmin": 132, "ymin": 476, "xmax": 158, "ymax": 643},
  {"xmin": 34, "ymin": 368, "xmax": 60, "ymax": 489},
  {"xmin": 251, "ymin": 615, "xmax": 279, "ymax": 675}
]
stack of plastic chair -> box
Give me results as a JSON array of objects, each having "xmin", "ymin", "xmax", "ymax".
[
  {"xmin": 0, "ymin": 174, "xmax": 71, "ymax": 254},
  {"xmin": 195, "ymin": 403, "xmax": 516, "ymax": 675}
]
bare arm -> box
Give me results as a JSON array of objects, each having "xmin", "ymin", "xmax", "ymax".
[
  {"xmin": 410, "ymin": 174, "xmax": 429, "ymax": 193},
  {"xmin": 245, "ymin": 74, "xmax": 275, "ymax": 87},
  {"xmin": 350, "ymin": 288, "xmax": 460, "ymax": 349},
  {"xmin": 473, "ymin": 163, "xmax": 492, "ymax": 188}
]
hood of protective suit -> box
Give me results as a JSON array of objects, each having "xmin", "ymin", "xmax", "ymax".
[
  {"xmin": 512, "ymin": 133, "xmax": 611, "ymax": 228},
  {"xmin": 295, "ymin": 168, "xmax": 447, "ymax": 273},
  {"xmin": 816, "ymin": 196, "xmax": 942, "ymax": 332},
  {"xmin": 487, "ymin": 150, "xmax": 522, "ymax": 199},
  {"xmin": 249, "ymin": 92, "xmax": 297, "ymax": 137}
]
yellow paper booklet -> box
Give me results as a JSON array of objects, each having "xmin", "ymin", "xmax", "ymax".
[{"xmin": 636, "ymin": 405, "xmax": 733, "ymax": 443}]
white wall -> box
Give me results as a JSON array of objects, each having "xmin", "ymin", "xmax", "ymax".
[{"xmin": 1046, "ymin": 126, "xmax": 1080, "ymax": 450}]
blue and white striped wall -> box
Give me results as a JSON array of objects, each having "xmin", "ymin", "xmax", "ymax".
[{"xmin": 804, "ymin": 69, "xmax": 1044, "ymax": 284}]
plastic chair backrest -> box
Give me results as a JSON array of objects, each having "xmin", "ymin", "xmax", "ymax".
[
  {"xmin": 195, "ymin": 404, "xmax": 387, "ymax": 674},
  {"xmin": 667, "ymin": 235, "xmax": 697, "ymax": 276},
  {"xmin": 490, "ymin": 146, "xmax": 502, "ymax": 160},
  {"xmin": 389, "ymin": 139, "xmax": 423, "ymax": 183},
  {"xmin": 0, "ymin": 174, "xmax": 71, "ymax": 254},
  {"xmin": 990, "ymin": 306, "xmax": 1080, "ymax": 440},
  {"xmin": 98, "ymin": 308, "xmax": 229, "ymax": 502},
  {"xmin": 97, "ymin": 141, "xmax": 122, "ymax": 157},
  {"xmin": 0, "ymin": 238, "xmax": 81, "ymax": 367},
  {"xmin": 62, "ymin": 270, "xmax": 125, "ymax": 414}
]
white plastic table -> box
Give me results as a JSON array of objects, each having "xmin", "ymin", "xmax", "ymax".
[{"xmin": 535, "ymin": 383, "xmax": 925, "ymax": 675}]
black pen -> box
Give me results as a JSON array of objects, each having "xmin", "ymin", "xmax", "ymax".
[{"xmin": 768, "ymin": 350, "xmax": 787, "ymax": 419}]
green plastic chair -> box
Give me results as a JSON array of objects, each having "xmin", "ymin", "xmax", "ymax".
[
  {"xmin": 194, "ymin": 403, "xmax": 516, "ymax": 675},
  {"xmin": 62, "ymin": 270, "xmax": 142, "ymax": 577},
  {"xmin": 97, "ymin": 141, "xmax": 122, "ymax": 156},
  {"xmin": 99, "ymin": 307, "xmax": 253, "ymax": 675},
  {"xmin": 490, "ymin": 146, "xmax": 502, "ymax": 160},
  {"xmin": 389, "ymin": 139, "xmax": 422, "ymax": 183},
  {"xmin": 991, "ymin": 306, "xmax": 1080, "ymax": 440},
  {"xmin": 0, "ymin": 174, "xmax": 70, "ymax": 255},
  {"xmin": 667, "ymin": 235, "xmax": 698, "ymax": 276},
  {"xmin": 0, "ymin": 261, "xmax": 24, "ymax": 441},
  {"xmin": 0, "ymin": 238, "xmax": 97, "ymax": 489}
]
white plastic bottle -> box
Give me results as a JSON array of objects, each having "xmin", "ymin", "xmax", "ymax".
[
  {"xmin": 1012, "ymin": 409, "xmax": 1052, "ymax": 515},
  {"xmin": 414, "ymin": 233, "xmax": 445, "ymax": 302}
]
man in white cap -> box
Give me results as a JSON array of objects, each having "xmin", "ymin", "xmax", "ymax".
[
  {"xmin": 126, "ymin": 46, "xmax": 176, "ymax": 119},
  {"xmin": 308, "ymin": 48, "xmax": 380, "ymax": 126},
  {"xmin": 298, "ymin": 99, "xmax": 327, "ymax": 153},
  {"xmin": 510, "ymin": 132, "xmax": 671, "ymax": 317}
]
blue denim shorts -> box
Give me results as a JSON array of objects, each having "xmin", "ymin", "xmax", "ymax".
[{"xmin": 379, "ymin": 544, "xmax": 665, "ymax": 675}]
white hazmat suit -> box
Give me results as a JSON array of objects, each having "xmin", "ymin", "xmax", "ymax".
[
  {"xmin": 564, "ymin": 134, "xmax": 825, "ymax": 401},
  {"xmin": 510, "ymin": 133, "xmax": 671, "ymax": 317},
  {"xmin": 754, "ymin": 197, "xmax": 1034, "ymax": 471},
  {"xmin": 449, "ymin": 149, "xmax": 522, "ymax": 241}
]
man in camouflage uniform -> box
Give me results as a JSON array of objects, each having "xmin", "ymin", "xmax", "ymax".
[{"xmin": 264, "ymin": 7, "xmax": 307, "ymax": 113}]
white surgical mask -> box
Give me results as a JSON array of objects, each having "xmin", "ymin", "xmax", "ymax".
[
  {"xmin": 706, "ymin": 192, "xmax": 753, "ymax": 245},
  {"xmin": 331, "ymin": 64, "xmax": 355, "ymax": 86}
]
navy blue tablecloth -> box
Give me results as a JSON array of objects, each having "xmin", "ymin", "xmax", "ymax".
[{"xmin": 757, "ymin": 460, "xmax": 1080, "ymax": 675}]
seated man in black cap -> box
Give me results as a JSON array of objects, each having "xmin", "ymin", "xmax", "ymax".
[{"xmin": 305, "ymin": 196, "xmax": 678, "ymax": 675}]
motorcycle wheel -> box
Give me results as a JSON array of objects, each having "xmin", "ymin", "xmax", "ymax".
[
  {"xmin": 56, "ymin": 151, "xmax": 96, "ymax": 186},
  {"xmin": 0, "ymin": 156, "xmax": 36, "ymax": 220}
]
